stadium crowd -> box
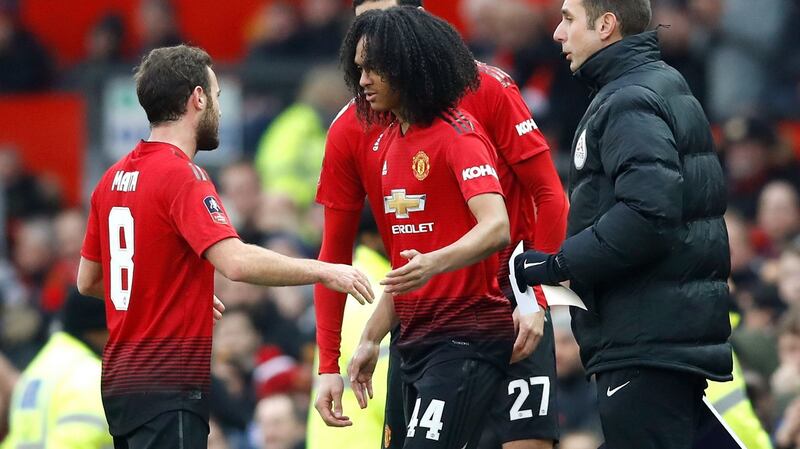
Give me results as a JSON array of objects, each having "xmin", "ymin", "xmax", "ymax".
[{"xmin": 1, "ymin": 0, "xmax": 800, "ymax": 448}]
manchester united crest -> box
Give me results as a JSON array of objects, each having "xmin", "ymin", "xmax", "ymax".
[{"xmin": 412, "ymin": 151, "xmax": 430, "ymax": 181}]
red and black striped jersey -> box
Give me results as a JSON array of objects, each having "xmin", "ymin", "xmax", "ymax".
[
  {"xmin": 314, "ymin": 63, "xmax": 559, "ymax": 373},
  {"xmin": 379, "ymin": 110, "xmax": 514, "ymax": 371},
  {"xmin": 463, "ymin": 63, "xmax": 552, "ymax": 306}
]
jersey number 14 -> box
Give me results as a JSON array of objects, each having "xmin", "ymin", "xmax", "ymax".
[{"xmin": 109, "ymin": 207, "xmax": 134, "ymax": 310}]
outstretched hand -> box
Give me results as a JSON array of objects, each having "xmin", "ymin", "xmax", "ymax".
[
  {"xmin": 381, "ymin": 250, "xmax": 437, "ymax": 295},
  {"xmin": 321, "ymin": 264, "xmax": 375, "ymax": 305}
]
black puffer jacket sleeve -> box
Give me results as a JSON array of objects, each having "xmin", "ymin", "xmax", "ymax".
[{"xmin": 561, "ymin": 86, "xmax": 683, "ymax": 285}]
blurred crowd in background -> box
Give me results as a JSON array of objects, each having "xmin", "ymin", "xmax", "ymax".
[{"xmin": 1, "ymin": 0, "xmax": 800, "ymax": 448}]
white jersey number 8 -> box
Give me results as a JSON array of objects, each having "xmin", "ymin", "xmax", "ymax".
[{"xmin": 109, "ymin": 207, "xmax": 134, "ymax": 310}]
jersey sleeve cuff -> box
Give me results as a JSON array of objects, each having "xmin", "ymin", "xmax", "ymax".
[
  {"xmin": 315, "ymin": 197, "xmax": 364, "ymax": 212},
  {"xmin": 463, "ymin": 186, "xmax": 505, "ymax": 203},
  {"xmin": 317, "ymin": 355, "xmax": 342, "ymax": 375},
  {"xmin": 197, "ymin": 232, "xmax": 241, "ymax": 259},
  {"xmin": 505, "ymin": 144, "xmax": 550, "ymax": 166},
  {"xmin": 80, "ymin": 250, "xmax": 101, "ymax": 263}
]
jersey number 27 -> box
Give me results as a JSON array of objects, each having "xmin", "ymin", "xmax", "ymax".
[{"xmin": 109, "ymin": 207, "xmax": 134, "ymax": 310}]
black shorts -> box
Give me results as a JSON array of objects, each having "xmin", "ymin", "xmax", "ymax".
[
  {"xmin": 384, "ymin": 312, "xmax": 559, "ymax": 448},
  {"xmin": 487, "ymin": 308, "xmax": 559, "ymax": 444},
  {"xmin": 595, "ymin": 367, "xmax": 706, "ymax": 449},
  {"xmin": 401, "ymin": 358, "xmax": 503, "ymax": 449},
  {"xmin": 384, "ymin": 339, "xmax": 407, "ymax": 449},
  {"xmin": 112, "ymin": 410, "xmax": 209, "ymax": 449}
]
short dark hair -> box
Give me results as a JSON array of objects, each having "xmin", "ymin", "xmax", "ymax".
[
  {"xmin": 340, "ymin": 7, "xmax": 478, "ymax": 126},
  {"xmin": 134, "ymin": 44, "xmax": 212, "ymax": 125},
  {"xmin": 352, "ymin": 0, "xmax": 423, "ymax": 9},
  {"xmin": 582, "ymin": 0, "xmax": 651, "ymax": 37}
]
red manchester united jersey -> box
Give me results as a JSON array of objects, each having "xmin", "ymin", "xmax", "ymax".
[
  {"xmin": 81, "ymin": 141, "xmax": 239, "ymax": 435},
  {"xmin": 316, "ymin": 101, "xmax": 394, "ymax": 253},
  {"xmin": 380, "ymin": 110, "xmax": 514, "ymax": 373},
  {"xmin": 314, "ymin": 64, "xmax": 554, "ymax": 371},
  {"xmin": 463, "ymin": 64, "xmax": 552, "ymax": 303}
]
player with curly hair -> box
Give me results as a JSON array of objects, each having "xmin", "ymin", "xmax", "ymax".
[{"xmin": 340, "ymin": 8, "xmax": 516, "ymax": 448}]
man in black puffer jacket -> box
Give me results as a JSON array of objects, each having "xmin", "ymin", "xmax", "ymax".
[{"xmin": 514, "ymin": 1, "xmax": 733, "ymax": 448}]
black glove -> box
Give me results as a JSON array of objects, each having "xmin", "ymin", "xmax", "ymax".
[{"xmin": 514, "ymin": 250, "xmax": 571, "ymax": 290}]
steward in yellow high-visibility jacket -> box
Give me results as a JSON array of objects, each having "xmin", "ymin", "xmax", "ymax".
[
  {"xmin": 255, "ymin": 102, "xmax": 325, "ymax": 210},
  {"xmin": 1, "ymin": 291, "xmax": 112, "ymax": 449},
  {"xmin": 705, "ymin": 313, "xmax": 773, "ymax": 449},
  {"xmin": 307, "ymin": 244, "xmax": 391, "ymax": 449}
]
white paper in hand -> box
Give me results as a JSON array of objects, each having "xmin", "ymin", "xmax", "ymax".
[
  {"xmin": 508, "ymin": 242, "xmax": 540, "ymax": 316},
  {"xmin": 541, "ymin": 284, "xmax": 587, "ymax": 310}
]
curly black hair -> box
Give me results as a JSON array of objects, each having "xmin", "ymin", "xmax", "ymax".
[
  {"xmin": 339, "ymin": 7, "xmax": 478, "ymax": 127},
  {"xmin": 352, "ymin": 0, "xmax": 422, "ymax": 9}
]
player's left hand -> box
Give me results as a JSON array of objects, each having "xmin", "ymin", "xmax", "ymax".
[
  {"xmin": 348, "ymin": 340, "xmax": 380, "ymax": 409},
  {"xmin": 381, "ymin": 249, "xmax": 437, "ymax": 294},
  {"xmin": 511, "ymin": 307, "xmax": 545, "ymax": 364},
  {"xmin": 213, "ymin": 295, "xmax": 225, "ymax": 324}
]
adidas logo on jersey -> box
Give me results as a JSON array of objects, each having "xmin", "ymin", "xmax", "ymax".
[
  {"xmin": 373, "ymin": 132, "xmax": 384, "ymax": 152},
  {"xmin": 462, "ymin": 165, "xmax": 498, "ymax": 181},
  {"xmin": 515, "ymin": 118, "xmax": 539, "ymax": 136}
]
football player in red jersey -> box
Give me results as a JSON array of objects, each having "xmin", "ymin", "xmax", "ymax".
[
  {"xmin": 338, "ymin": 8, "xmax": 518, "ymax": 449},
  {"xmin": 77, "ymin": 45, "xmax": 374, "ymax": 449},
  {"xmin": 314, "ymin": 2, "xmax": 565, "ymax": 449}
]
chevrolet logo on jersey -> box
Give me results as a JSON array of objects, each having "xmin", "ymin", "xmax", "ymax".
[{"xmin": 384, "ymin": 189, "xmax": 426, "ymax": 219}]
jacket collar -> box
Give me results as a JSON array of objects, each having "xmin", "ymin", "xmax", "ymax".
[{"xmin": 574, "ymin": 30, "xmax": 662, "ymax": 91}]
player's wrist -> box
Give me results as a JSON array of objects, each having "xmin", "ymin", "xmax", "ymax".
[
  {"xmin": 313, "ymin": 259, "xmax": 335, "ymax": 285},
  {"xmin": 359, "ymin": 331, "xmax": 383, "ymax": 346},
  {"xmin": 424, "ymin": 251, "xmax": 446, "ymax": 275}
]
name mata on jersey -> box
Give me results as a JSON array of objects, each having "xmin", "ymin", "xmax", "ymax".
[{"xmin": 110, "ymin": 167, "xmax": 229, "ymax": 225}]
